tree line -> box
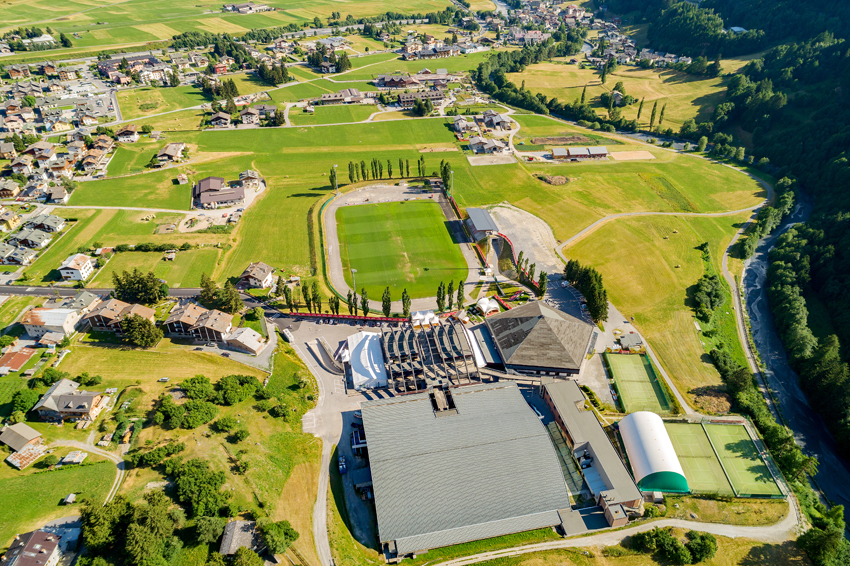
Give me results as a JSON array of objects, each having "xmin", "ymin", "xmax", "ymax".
[
  {"xmin": 563, "ymin": 259, "xmax": 608, "ymax": 322},
  {"xmin": 345, "ymin": 155, "xmax": 426, "ymax": 183}
]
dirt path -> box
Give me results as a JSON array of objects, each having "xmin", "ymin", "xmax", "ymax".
[{"xmin": 51, "ymin": 439, "xmax": 126, "ymax": 505}]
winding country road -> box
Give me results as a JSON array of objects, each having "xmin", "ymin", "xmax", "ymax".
[
  {"xmin": 52, "ymin": 440, "xmax": 127, "ymax": 505},
  {"xmin": 435, "ymin": 510, "xmax": 799, "ymax": 566}
]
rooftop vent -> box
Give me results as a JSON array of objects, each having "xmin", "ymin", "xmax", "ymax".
[{"xmin": 429, "ymin": 386, "xmax": 457, "ymax": 417}]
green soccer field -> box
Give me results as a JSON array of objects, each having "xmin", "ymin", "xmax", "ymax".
[
  {"xmin": 606, "ymin": 353, "xmax": 671, "ymax": 414},
  {"xmin": 704, "ymin": 424, "xmax": 783, "ymax": 496},
  {"xmin": 336, "ymin": 201, "xmax": 468, "ymax": 301},
  {"xmin": 665, "ymin": 423, "xmax": 734, "ymax": 496}
]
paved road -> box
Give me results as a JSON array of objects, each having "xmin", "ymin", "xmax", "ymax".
[
  {"xmin": 0, "ymin": 285, "xmax": 200, "ymax": 298},
  {"xmin": 741, "ymin": 193, "xmax": 850, "ymax": 527},
  {"xmin": 434, "ymin": 509, "xmax": 799, "ymax": 566}
]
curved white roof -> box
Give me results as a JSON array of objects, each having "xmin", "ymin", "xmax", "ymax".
[
  {"xmin": 619, "ymin": 412, "xmax": 684, "ymax": 485},
  {"xmin": 476, "ymin": 297, "xmax": 500, "ymax": 315}
]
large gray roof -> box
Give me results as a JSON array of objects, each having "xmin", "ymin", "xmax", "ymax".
[
  {"xmin": 485, "ymin": 302, "xmax": 594, "ymax": 372},
  {"xmin": 361, "ymin": 382, "xmax": 572, "ymax": 555},
  {"xmin": 544, "ymin": 380, "xmax": 641, "ymax": 505},
  {"xmin": 466, "ymin": 208, "xmax": 498, "ymax": 233}
]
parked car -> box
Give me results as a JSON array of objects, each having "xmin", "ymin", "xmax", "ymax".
[
  {"xmin": 338, "ymin": 455, "xmax": 347, "ymax": 474},
  {"xmin": 157, "ymin": 377, "xmax": 169, "ymax": 382},
  {"xmin": 354, "ymin": 410, "xmax": 362, "ymax": 419}
]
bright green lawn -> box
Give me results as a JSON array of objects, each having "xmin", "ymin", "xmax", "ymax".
[
  {"xmin": 0, "ymin": 462, "xmax": 115, "ymax": 548},
  {"xmin": 70, "ymin": 169, "xmax": 194, "ymax": 210},
  {"xmin": 340, "ymin": 51, "xmax": 495, "ymax": 81},
  {"xmin": 336, "ymin": 201, "xmax": 468, "ymax": 300},
  {"xmin": 90, "ymin": 248, "xmax": 221, "ymax": 288},
  {"xmin": 289, "ymin": 104, "xmax": 375, "ymax": 126},
  {"xmin": 106, "ymin": 138, "xmax": 161, "ymax": 176},
  {"xmin": 117, "ymin": 85, "xmax": 211, "ymax": 120}
]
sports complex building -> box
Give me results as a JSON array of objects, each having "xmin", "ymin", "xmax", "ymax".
[{"xmin": 340, "ymin": 301, "xmax": 596, "ymax": 394}]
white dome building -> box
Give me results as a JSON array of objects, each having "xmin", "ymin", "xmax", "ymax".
[{"xmin": 619, "ymin": 412, "xmax": 689, "ymax": 493}]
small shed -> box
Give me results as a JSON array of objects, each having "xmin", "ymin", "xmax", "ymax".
[{"xmin": 64, "ymin": 493, "xmax": 77, "ymax": 505}]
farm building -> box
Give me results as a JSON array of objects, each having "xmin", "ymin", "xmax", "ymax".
[
  {"xmin": 361, "ymin": 382, "xmax": 578, "ymax": 558},
  {"xmin": 619, "ymin": 411, "xmax": 689, "ymax": 493}
]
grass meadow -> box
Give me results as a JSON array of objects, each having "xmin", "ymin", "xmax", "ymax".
[
  {"xmin": 289, "ymin": 104, "xmax": 375, "ymax": 126},
  {"xmin": 0, "ymin": 462, "xmax": 115, "ymax": 547},
  {"xmin": 58, "ymin": 337, "xmax": 323, "ymax": 564},
  {"xmin": 117, "ymin": 86, "xmax": 211, "ymax": 120},
  {"xmin": 507, "ymin": 60, "xmax": 740, "ymax": 130},
  {"xmin": 90, "ymin": 248, "xmax": 221, "ymax": 288},
  {"xmin": 0, "ymin": 0, "xmax": 452, "ymax": 52},
  {"xmin": 336, "ymin": 201, "xmax": 468, "ymax": 300},
  {"xmin": 562, "ymin": 212, "xmax": 754, "ymax": 412}
]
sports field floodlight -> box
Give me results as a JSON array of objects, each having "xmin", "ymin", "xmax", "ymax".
[
  {"xmin": 351, "ymin": 268, "xmax": 358, "ymax": 292},
  {"xmin": 334, "ymin": 164, "xmax": 338, "ymax": 194}
]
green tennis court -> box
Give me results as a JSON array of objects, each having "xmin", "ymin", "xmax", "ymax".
[
  {"xmin": 605, "ymin": 353, "xmax": 671, "ymax": 414},
  {"xmin": 665, "ymin": 423, "xmax": 734, "ymax": 496},
  {"xmin": 704, "ymin": 424, "xmax": 782, "ymax": 496}
]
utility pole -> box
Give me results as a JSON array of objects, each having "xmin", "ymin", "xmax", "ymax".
[
  {"xmin": 351, "ymin": 268, "xmax": 357, "ymax": 296},
  {"xmin": 450, "ymin": 170, "xmax": 454, "ymax": 199},
  {"xmin": 334, "ymin": 163, "xmax": 338, "ymax": 195}
]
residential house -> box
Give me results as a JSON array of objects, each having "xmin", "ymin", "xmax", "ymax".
[
  {"xmin": 5, "ymin": 247, "xmax": 36, "ymax": 265},
  {"xmin": 81, "ymin": 149, "xmax": 106, "ymax": 173},
  {"xmin": 92, "ymin": 135, "xmax": 114, "ymax": 152},
  {"xmin": 193, "ymin": 176, "xmax": 244, "ymax": 208},
  {"xmin": 219, "ymin": 521, "xmax": 261, "ymax": 557},
  {"xmin": 58, "ymin": 253, "xmax": 95, "ymax": 281},
  {"xmin": 44, "ymin": 290, "xmax": 102, "ymax": 315},
  {"xmin": 67, "ymin": 140, "xmax": 86, "ymax": 160},
  {"xmin": 11, "ymin": 155, "xmax": 34, "ymax": 175},
  {"xmin": 223, "ymin": 2, "xmax": 271, "ymax": 14},
  {"xmin": 254, "ymin": 104, "xmax": 276, "ymax": 119},
  {"xmin": 83, "ymin": 299, "xmax": 155, "ymax": 332},
  {"xmin": 32, "ymin": 378, "xmax": 105, "ymax": 421},
  {"xmin": 21, "ymin": 308, "xmax": 81, "ymax": 337},
  {"xmin": 58, "ymin": 68, "xmax": 78, "ymax": 81},
  {"xmin": 210, "ymin": 112, "xmax": 232, "ymax": 128},
  {"xmin": 1, "ymin": 531, "xmax": 61, "ymax": 566},
  {"xmin": 164, "ymin": 302, "xmax": 207, "ymax": 336},
  {"xmin": 156, "ymin": 142, "xmax": 186, "ymax": 164},
  {"xmin": 116, "ymin": 124, "xmax": 139, "ymax": 143},
  {"xmin": 239, "ymin": 107, "xmax": 260, "ymax": 125},
  {"xmin": 468, "ymin": 136, "xmax": 507, "ymax": 153},
  {"xmin": 0, "ymin": 142, "xmax": 16, "ymax": 160},
  {"xmin": 49, "ymin": 159, "xmax": 74, "ymax": 179},
  {"xmin": 226, "ymin": 327, "xmax": 265, "ymax": 355},
  {"xmin": 483, "ymin": 109, "xmax": 512, "ymax": 130},
  {"xmin": 6, "ymin": 64, "xmax": 30, "ymax": 78},
  {"xmin": 239, "ymin": 261, "xmax": 274, "ymax": 288},
  {"xmin": 9, "ymin": 229, "xmax": 52, "ymax": 249},
  {"xmin": 320, "ymin": 61, "xmax": 336, "ymax": 74},
  {"xmin": 78, "ymin": 112, "xmax": 98, "ymax": 126},
  {"xmin": 21, "ymin": 34, "xmax": 55, "ymax": 48},
  {"xmin": 26, "ymin": 214, "xmax": 66, "ymax": 233},
  {"xmin": 213, "ymin": 62, "xmax": 228, "ymax": 75},
  {"xmin": 191, "ymin": 309, "xmax": 233, "ymax": 343},
  {"xmin": 376, "ymin": 74, "xmax": 420, "ymax": 89},
  {"xmin": 0, "ymin": 423, "xmax": 42, "ymax": 452},
  {"xmin": 397, "ymin": 91, "xmax": 445, "ymax": 108},
  {"xmin": 0, "ymin": 181, "xmax": 21, "ymax": 199},
  {"xmin": 239, "ymin": 169, "xmax": 262, "ymax": 189},
  {"xmin": 319, "ymin": 88, "xmax": 364, "ymax": 105},
  {"xmin": 35, "ymin": 61, "xmax": 57, "ymax": 75},
  {"xmin": 3, "ymin": 114, "xmax": 25, "ymax": 133},
  {"xmin": 453, "ymin": 115, "xmax": 474, "ymax": 133}
]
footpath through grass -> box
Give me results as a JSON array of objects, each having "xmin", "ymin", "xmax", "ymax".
[{"xmin": 336, "ymin": 200, "xmax": 468, "ymax": 301}]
